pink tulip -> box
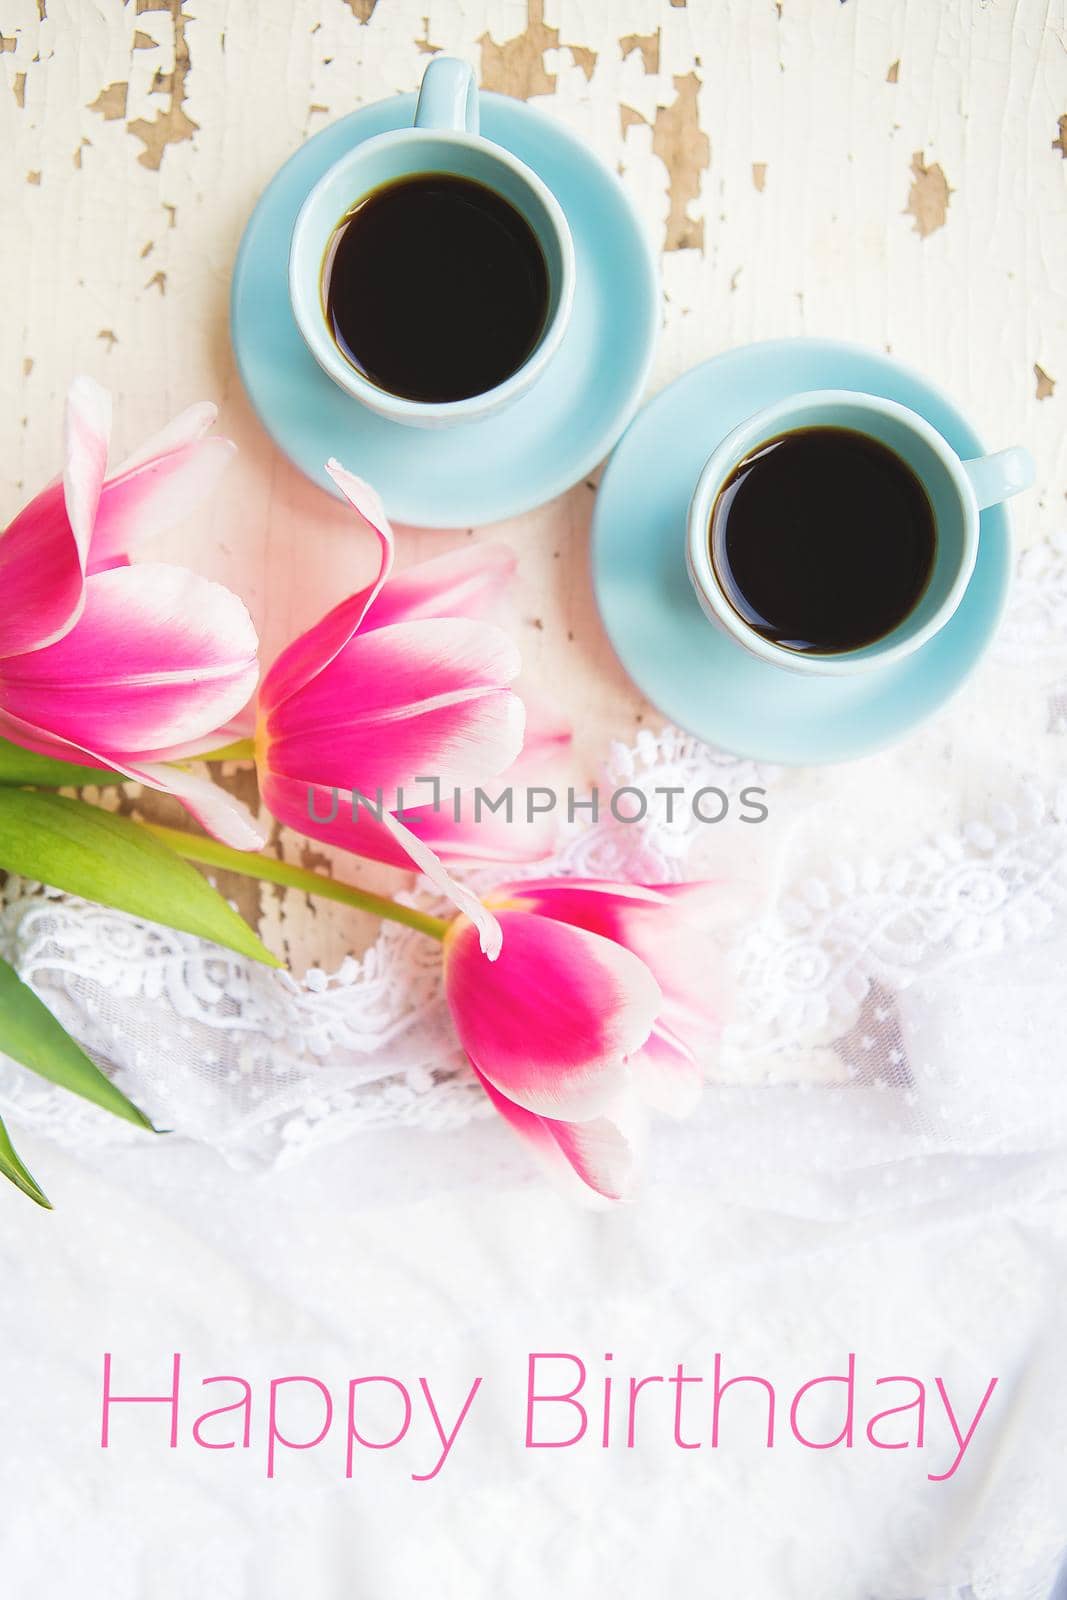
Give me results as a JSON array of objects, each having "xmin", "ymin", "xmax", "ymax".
[
  {"xmin": 256, "ymin": 461, "xmax": 541, "ymax": 955},
  {"xmin": 443, "ymin": 879, "xmax": 723, "ymax": 1200},
  {"xmin": 0, "ymin": 377, "xmax": 264, "ymax": 846}
]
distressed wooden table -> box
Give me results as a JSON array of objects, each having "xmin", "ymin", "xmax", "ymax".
[{"xmin": 1, "ymin": 0, "xmax": 1065, "ymax": 971}]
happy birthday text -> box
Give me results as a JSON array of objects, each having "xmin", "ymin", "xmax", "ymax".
[{"xmin": 99, "ymin": 1352, "xmax": 997, "ymax": 1484}]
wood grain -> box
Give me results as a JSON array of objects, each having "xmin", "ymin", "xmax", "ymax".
[{"xmin": 1, "ymin": 0, "xmax": 1064, "ymax": 974}]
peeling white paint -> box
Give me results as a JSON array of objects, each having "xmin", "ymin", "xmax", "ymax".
[{"xmin": 0, "ymin": 0, "xmax": 1064, "ymax": 968}]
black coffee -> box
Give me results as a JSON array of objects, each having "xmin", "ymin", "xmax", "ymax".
[
  {"xmin": 709, "ymin": 426, "xmax": 935, "ymax": 653},
  {"xmin": 323, "ymin": 173, "xmax": 549, "ymax": 404}
]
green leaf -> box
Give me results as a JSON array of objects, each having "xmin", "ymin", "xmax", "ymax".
[
  {"xmin": 0, "ymin": 953, "xmax": 154, "ymax": 1130},
  {"xmin": 0, "ymin": 789, "xmax": 281, "ymax": 969},
  {"xmin": 0, "ymin": 736, "xmax": 122, "ymax": 789},
  {"xmin": 0, "ymin": 1113, "xmax": 51, "ymax": 1208}
]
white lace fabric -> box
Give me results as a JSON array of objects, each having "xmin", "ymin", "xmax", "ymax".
[
  {"xmin": 1, "ymin": 531, "xmax": 1066, "ymax": 1185},
  {"xmin": 0, "ymin": 534, "xmax": 1066, "ymax": 1600}
]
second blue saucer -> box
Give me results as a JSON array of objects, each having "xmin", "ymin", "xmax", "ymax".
[
  {"xmin": 591, "ymin": 340, "xmax": 1013, "ymax": 765},
  {"xmin": 231, "ymin": 93, "xmax": 658, "ymax": 529}
]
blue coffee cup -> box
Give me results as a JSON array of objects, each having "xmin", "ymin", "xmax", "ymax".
[
  {"xmin": 686, "ymin": 389, "xmax": 1034, "ymax": 676},
  {"xmin": 289, "ymin": 57, "xmax": 575, "ymax": 431}
]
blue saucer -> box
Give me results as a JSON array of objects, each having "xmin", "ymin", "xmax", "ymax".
[
  {"xmin": 231, "ymin": 93, "xmax": 658, "ymax": 529},
  {"xmin": 591, "ymin": 340, "xmax": 1013, "ymax": 764}
]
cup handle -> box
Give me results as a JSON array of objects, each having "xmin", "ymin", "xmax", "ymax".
[
  {"xmin": 413, "ymin": 57, "xmax": 479, "ymax": 136},
  {"xmin": 961, "ymin": 446, "xmax": 1036, "ymax": 512}
]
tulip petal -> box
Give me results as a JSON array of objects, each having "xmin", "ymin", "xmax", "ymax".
[
  {"xmin": 89, "ymin": 436, "xmax": 236, "ymax": 570},
  {"xmin": 258, "ymin": 769, "xmax": 501, "ymax": 953},
  {"xmin": 500, "ymin": 878, "xmax": 670, "ymax": 927},
  {"xmin": 0, "ymin": 706, "xmax": 267, "ymax": 848},
  {"xmin": 141, "ymin": 698, "xmax": 257, "ymax": 761},
  {"xmin": 619, "ymin": 882, "xmax": 737, "ymax": 1040},
  {"xmin": 110, "ymin": 400, "xmax": 218, "ymax": 474},
  {"xmin": 630, "ymin": 1022, "xmax": 703, "ymax": 1118},
  {"xmin": 266, "ymin": 617, "xmax": 524, "ymax": 800},
  {"xmin": 444, "ymin": 909, "xmax": 660, "ymax": 1120},
  {"xmin": 377, "ymin": 807, "xmax": 502, "ymax": 958},
  {"xmin": 0, "ymin": 564, "xmax": 259, "ymax": 755},
  {"xmin": 498, "ymin": 880, "xmax": 673, "ymax": 955},
  {"xmin": 87, "ymin": 552, "xmax": 131, "ymax": 574},
  {"xmin": 258, "ymin": 460, "xmax": 394, "ymax": 713},
  {"xmin": 0, "ymin": 379, "xmax": 110, "ymax": 658},
  {"xmin": 499, "ymin": 878, "xmax": 727, "ymax": 1042},
  {"xmin": 510, "ymin": 698, "xmax": 572, "ymax": 765},
  {"xmin": 386, "ymin": 787, "xmax": 558, "ymax": 863},
  {"xmin": 277, "ymin": 687, "xmax": 524, "ymax": 806},
  {"xmin": 63, "ymin": 375, "xmax": 112, "ymax": 566},
  {"xmin": 0, "ymin": 483, "xmax": 85, "ymax": 659},
  {"xmin": 217, "ymin": 701, "xmax": 258, "ymax": 742},
  {"xmin": 472, "ymin": 1065, "xmax": 642, "ymax": 1202},
  {"xmin": 133, "ymin": 760, "xmax": 270, "ymax": 850},
  {"xmin": 0, "ymin": 706, "xmax": 116, "ymax": 772},
  {"xmin": 361, "ymin": 542, "xmax": 517, "ymax": 631},
  {"xmin": 262, "ymin": 774, "xmax": 557, "ymax": 870}
]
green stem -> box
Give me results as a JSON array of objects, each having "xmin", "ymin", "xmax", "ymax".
[
  {"xmin": 145, "ymin": 824, "xmax": 450, "ymax": 942},
  {"xmin": 199, "ymin": 737, "xmax": 257, "ymax": 762}
]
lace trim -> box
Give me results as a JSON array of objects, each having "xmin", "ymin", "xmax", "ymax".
[{"xmin": 0, "ymin": 534, "xmax": 1064, "ymax": 1170}]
